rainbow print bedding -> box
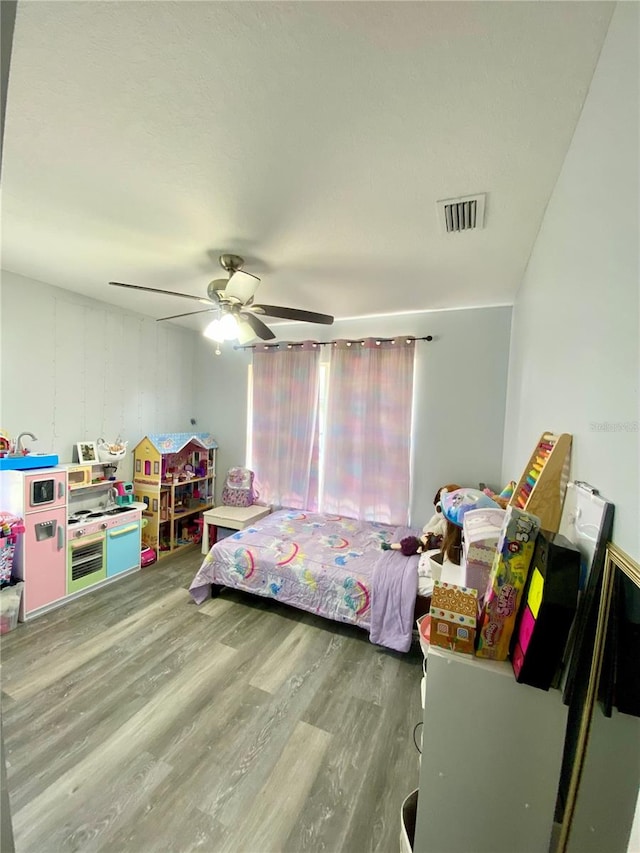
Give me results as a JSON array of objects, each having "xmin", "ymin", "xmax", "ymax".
[{"xmin": 189, "ymin": 509, "xmax": 419, "ymax": 651}]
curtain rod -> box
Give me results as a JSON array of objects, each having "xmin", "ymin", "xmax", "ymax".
[{"xmin": 233, "ymin": 335, "xmax": 433, "ymax": 351}]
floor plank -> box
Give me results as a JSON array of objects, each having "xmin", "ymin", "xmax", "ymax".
[
  {"xmin": 1, "ymin": 550, "xmax": 422, "ymax": 852},
  {"xmin": 228, "ymin": 720, "xmax": 332, "ymax": 853}
]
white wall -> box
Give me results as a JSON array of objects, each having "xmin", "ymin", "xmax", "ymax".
[
  {"xmin": 502, "ymin": 4, "xmax": 639, "ymax": 562},
  {"xmin": 501, "ymin": 5, "xmax": 640, "ymax": 852},
  {"xmin": 0, "ymin": 269, "xmax": 511, "ymax": 521},
  {"xmin": 194, "ymin": 305, "xmax": 513, "ymax": 526},
  {"xmin": 0, "ymin": 269, "xmax": 199, "ymax": 481}
]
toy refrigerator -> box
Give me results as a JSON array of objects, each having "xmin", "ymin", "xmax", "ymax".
[{"xmin": 0, "ymin": 468, "xmax": 68, "ymax": 619}]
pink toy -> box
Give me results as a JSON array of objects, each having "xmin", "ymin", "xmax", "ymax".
[{"xmin": 140, "ymin": 546, "xmax": 157, "ymax": 567}]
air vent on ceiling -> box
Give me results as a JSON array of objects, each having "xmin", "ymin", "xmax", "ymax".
[{"xmin": 437, "ymin": 193, "xmax": 486, "ymax": 233}]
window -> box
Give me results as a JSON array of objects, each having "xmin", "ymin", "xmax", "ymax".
[{"xmin": 249, "ymin": 338, "xmax": 415, "ymax": 524}]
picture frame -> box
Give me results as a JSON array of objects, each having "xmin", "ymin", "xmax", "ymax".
[
  {"xmin": 557, "ymin": 543, "xmax": 640, "ymax": 853},
  {"xmin": 77, "ymin": 441, "xmax": 98, "ymax": 464}
]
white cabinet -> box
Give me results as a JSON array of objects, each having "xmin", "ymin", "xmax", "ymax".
[{"xmin": 413, "ymin": 647, "xmax": 568, "ymax": 853}]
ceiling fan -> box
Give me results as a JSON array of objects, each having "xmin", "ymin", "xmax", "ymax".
[{"xmin": 109, "ymin": 254, "xmax": 334, "ymax": 344}]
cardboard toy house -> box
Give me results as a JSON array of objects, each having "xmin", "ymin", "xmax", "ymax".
[{"xmin": 429, "ymin": 580, "xmax": 478, "ymax": 655}]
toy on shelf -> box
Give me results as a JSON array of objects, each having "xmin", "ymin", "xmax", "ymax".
[
  {"xmin": 115, "ymin": 482, "xmax": 134, "ymax": 506},
  {"xmin": 509, "ymin": 432, "xmax": 572, "ymax": 533},
  {"xmin": 97, "ymin": 437, "xmax": 128, "ymax": 465}
]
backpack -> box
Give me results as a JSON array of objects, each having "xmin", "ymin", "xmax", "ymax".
[{"xmin": 221, "ymin": 467, "xmax": 258, "ymax": 508}]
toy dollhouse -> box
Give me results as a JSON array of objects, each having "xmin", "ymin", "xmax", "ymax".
[{"xmin": 132, "ymin": 432, "xmax": 217, "ymax": 558}]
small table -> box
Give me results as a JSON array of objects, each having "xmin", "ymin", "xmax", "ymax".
[{"xmin": 201, "ymin": 505, "xmax": 271, "ymax": 555}]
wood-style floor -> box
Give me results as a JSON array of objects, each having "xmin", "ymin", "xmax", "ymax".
[{"xmin": 1, "ymin": 550, "xmax": 423, "ymax": 853}]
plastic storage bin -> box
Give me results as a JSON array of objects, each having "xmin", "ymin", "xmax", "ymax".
[
  {"xmin": 216, "ymin": 526, "xmax": 237, "ymax": 541},
  {"xmin": 0, "ymin": 581, "xmax": 24, "ymax": 634},
  {"xmin": 416, "ymin": 614, "xmax": 431, "ymax": 659}
]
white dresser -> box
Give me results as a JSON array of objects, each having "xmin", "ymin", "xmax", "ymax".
[{"xmin": 412, "ymin": 646, "xmax": 567, "ymax": 853}]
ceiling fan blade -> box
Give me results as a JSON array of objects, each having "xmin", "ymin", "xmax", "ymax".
[
  {"xmin": 225, "ymin": 269, "xmax": 261, "ymax": 304},
  {"xmin": 236, "ymin": 317, "xmax": 258, "ymax": 345},
  {"xmin": 157, "ymin": 309, "xmax": 217, "ymax": 322},
  {"xmin": 251, "ymin": 304, "xmax": 334, "ymax": 325},
  {"xmin": 240, "ymin": 310, "xmax": 276, "ymax": 341},
  {"xmin": 109, "ymin": 282, "xmax": 209, "ymax": 304}
]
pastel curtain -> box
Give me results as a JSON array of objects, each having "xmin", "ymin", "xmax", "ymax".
[
  {"xmin": 321, "ymin": 339, "xmax": 415, "ymax": 525},
  {"xmin": 251, "ymin": 342, "xmax": 320, "ymax": 510}
]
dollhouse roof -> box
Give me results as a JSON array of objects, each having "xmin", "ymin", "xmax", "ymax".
[{"xmin": 140, "ymin": 433, "xmax": 218, "ymax": 454}]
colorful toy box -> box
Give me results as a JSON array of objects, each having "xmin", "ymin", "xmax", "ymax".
[
  {"xmin": 429, "ymin": 580, "xmax": 478, "ymax": 655},
  {"xmin": 476, "ymin": 506, "xmax": 541, "ymax": 660},
  {"xmin": 462, "ymin": 508, "xmax": 505, "ymax": 603}
]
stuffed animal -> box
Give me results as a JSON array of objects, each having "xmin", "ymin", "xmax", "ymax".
[
  {"xmin": 422, "ymin": 483, "xmax": 462, "ymax": 550},
  {"xmin": 381, "ymin": 483, "xmax": 463, "ymax": 556}
]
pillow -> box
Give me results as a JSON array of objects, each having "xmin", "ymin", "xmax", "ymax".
[{"xmin": 440, "ymin": 488, "xmax": 500, "ymax": 528}]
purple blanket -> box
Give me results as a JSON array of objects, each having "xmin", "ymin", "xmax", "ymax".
[
  {"xmin": 189, "ymin": 510, "xmax": 420, "ymax": 652},
  {"xmin": 369, "ymin": 526, "xmax": 420, "ymax": 653}
]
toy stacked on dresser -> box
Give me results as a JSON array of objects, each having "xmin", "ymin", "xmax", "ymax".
[
  {"xmin": 422, "ymin": 437, "xmax": 579, "ymax": 678},
  {"xmin": 462, "ymin": 507, "xmax": 505, "ymax": 604},
  {"xmin": 509, "ymin": 432, "xmax": 572, "ymax": 533},
  {"xmin": 427, "ymin": 492, "xmax": 544, "ymax": 661},
  {"xmin": 428, "ymin": 488, "xmax": 501, "ymax": 655},
  {"xmin": 476, "ymin": 505, "xmax": 541, "ymax": 660}
]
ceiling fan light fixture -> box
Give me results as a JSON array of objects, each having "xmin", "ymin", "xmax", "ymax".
[
  {"xmin": 236, "ymin": 317, "xmax": 257, "ymax": 345},
  {"xmin": 220, "ymin": 312, "xmax": 239, "ymax": 338},
  {"xmin": 225, "ymin": 269, "xmax": 261, "ymax": 304},
  {"xmin": 203, "ymin": 312, "xmax": 240, "ymax": 342},
  {"xmin": 203, "ymin": 317, "xmax": 223, "ymax": 342}
]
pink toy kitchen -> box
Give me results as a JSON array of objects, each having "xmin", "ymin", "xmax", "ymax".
[{"xmin": 0, "ymin": 433, "xmax": 145, "ymax": 623}]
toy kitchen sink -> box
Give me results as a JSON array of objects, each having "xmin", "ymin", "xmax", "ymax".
[{"xmin": 0, "ymin": 454, "xmax": 59, "ymax": 471}]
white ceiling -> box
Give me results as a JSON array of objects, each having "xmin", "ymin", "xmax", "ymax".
[{"xmin": 2, "ymin": 1, "xmax": 613, "ymax": 332}]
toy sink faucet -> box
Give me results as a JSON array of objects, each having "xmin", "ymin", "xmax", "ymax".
[{"xmin": 10, "ymin": 432, "xmax": 37, "ymax": 456}]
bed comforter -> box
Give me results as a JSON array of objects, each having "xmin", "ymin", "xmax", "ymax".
[{"xmin": 189, "ymin": 509, "xmax": 419, "ymax": 652}]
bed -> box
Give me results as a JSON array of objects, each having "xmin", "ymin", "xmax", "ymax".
[{"xmin": 189, "ymin": 508, "xmax": 424, "ymax": 652}]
